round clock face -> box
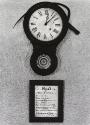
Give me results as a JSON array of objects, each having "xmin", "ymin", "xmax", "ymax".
[{"xmin": 29, "ymin": 8, "xmax": 63, "ymax": 41}]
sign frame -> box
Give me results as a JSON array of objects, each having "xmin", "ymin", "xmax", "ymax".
[{"xmin": 29, "ymin": 80, "xmax": 64, "ymax": 122}]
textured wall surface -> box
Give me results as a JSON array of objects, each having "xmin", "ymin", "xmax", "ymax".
[{"xmin": 0, "ymin": 0, "xmax": 90, "ymax": 125}]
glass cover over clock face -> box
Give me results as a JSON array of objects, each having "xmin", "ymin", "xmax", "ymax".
[{"xmin": 29, "ymin": 8, "xmax": 63, "ymax": 41}]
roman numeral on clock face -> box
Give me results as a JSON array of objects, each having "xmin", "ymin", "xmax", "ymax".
[
  {"xmin": 54, "ymin": 18, "xmax": 59, "ymax": 21},
  {"xmin": 55, "ymin": 24, "xmax": 60, "ymax": 26},
  {"xmin": 45, "ymin": 10, "xmax": 49, "ymax": 15},
  {"xmin": 50, "ymin": 33, "xmax": 53, "ymax": 39},
  {"xmin": 44, "ymin": 34, "xmax": 47, "ymax": 39},
  {"xmin": 31, "ymin": 23, "xmax": 36, "ymax": 25},
  {"xmin": 53, "ymin": 29, "xmax": 59, "ymax": 34},
  {"xmin": 37, "ymin": 32, "xmax": 41, "ymax": 38},
  {"xmin": 32, "ymin": 27, "xmax": 37, "ymax": 32},
  {"xmin": 38, "ymin": 11, "xmax": 42, "ymax": 16},
  {"xmin": 51, "ymin": 11, "xmax": 55, "ymax": 16}
]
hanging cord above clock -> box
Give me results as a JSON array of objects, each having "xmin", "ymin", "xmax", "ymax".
[
  {"xmin": 55, "ymin": 2, "xmax": 80, "ymax": 35},
  {"xmin": 13, "ymin": 2, "xmax": 80, "ymax": 35}
]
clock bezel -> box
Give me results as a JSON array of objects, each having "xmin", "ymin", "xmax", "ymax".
[{"xmin": 23, "ymin": 2, "xmax": 68, "ymax": 45}]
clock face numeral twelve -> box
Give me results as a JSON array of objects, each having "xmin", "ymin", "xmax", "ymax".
[{"xmin": 45, "ymin": 10, "xmax": 49, "ymax": 15}]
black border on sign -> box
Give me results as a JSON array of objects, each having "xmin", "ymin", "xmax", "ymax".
[{"xmin": 29, "ymin": 80, "xmax": 64, "ymax": 123}]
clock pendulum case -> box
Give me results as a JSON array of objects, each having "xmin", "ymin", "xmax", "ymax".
[{"xmin": 14, "ymin": 2, "xmax": 80, "ymax": 76}]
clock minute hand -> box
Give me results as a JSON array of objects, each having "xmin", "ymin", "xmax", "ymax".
[{"xmin": 45, "ymin": 14, "xmax": 56, "ymax": 25}]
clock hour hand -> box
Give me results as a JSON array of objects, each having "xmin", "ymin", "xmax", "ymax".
[
  {"xmin": 46, "ymin": 15, "xmax": 49, "ymax": 24},
  {"xmin": 45, "ymin": 14, "xmax": 56, "ymax": 25}
]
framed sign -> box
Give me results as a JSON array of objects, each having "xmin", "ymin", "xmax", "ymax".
[{"xmin": 29, "ymin": 80, "xmax": 64, "ymax": 122}]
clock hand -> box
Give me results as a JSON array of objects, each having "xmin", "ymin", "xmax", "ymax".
[
  {"xmin": 46, "ymin": 15, "xmax": 49, "ymax": 24},
  {"xmin": 45, "ymin": 14, "xmax": 56, "ymax": 25}
]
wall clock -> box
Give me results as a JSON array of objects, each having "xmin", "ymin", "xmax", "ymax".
[{"xmin": 14, "ymin": 2, "xmax": 80, "ymax": 76}]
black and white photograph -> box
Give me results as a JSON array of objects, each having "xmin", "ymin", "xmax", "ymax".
[{"xmin": 0, "ymin": 0, "xmax": 90, "ymax": 125}]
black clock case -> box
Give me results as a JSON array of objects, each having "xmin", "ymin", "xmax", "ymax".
[{"xmin": 23, "ymin": 2, "xmax": 69, "ymax": 76}]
